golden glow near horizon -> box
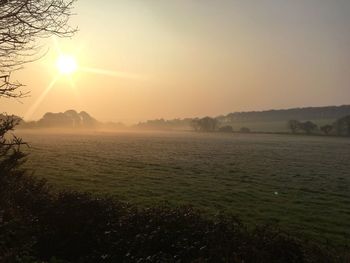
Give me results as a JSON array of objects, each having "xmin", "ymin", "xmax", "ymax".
[
  {"xmin": 56, "ymin": 54, "xmax": 78, "ymax": 75},
  {"xmin": 22, "ymin": 37, "xmax": 144, "ymax": 121}
]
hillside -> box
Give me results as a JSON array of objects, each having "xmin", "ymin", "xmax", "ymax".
[{"xmin": 219, "ymin": 105, "xmax": 350, "ymax": 123}]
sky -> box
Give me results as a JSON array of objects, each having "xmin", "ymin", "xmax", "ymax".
[{"xmin": 1, "ymin": 0, "xmax": 350, "ymax": 123}]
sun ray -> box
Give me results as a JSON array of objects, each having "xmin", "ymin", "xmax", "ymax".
[
  {"xmin": 79, "ymin": 67, "xmax": 144, "ymax": 80},
  {"xmin": 24, "ymin": 76, "xmax": 59, "ymax": 120},
  {"xmin": 68, "ymin": 76, "xmax": 76, "ymax": 89},
  {"xmin": 68, "ymin": 76, "xmax": 85, "ymax": 110}
]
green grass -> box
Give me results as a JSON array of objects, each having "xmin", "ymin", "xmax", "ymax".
[{"xmin": 20, "ymin": 131, "xmax": 350, "ymax": 247}]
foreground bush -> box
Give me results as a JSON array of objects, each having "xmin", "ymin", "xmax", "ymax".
[{"xmin": 0, "ymin": 170, "xmax": 348, "ymax": 263}]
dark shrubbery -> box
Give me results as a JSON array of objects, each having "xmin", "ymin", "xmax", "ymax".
[{"xmin": 1, "ymin": 170, "xmax": 348, "ymax": 262}]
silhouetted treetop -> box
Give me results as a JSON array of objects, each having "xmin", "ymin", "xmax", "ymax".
[
  {"xmin": 192, "ymin": 117, "xmax": 218, "ymax": 132},
  {"xmin": 33, "ymin": 110, "xmax": 98, "ymax": 128}
]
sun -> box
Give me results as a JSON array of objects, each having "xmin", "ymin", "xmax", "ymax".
[{"xmin": 56, "ymin": 54, "xmax": 78, "ymax": 75}]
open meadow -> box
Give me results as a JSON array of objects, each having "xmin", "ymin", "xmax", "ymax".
[{"xmin": 20, "ymin": 131, "xmax": 350, "ymax": 246}]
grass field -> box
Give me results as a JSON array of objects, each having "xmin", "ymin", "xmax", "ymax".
[{"xmin": 20, "ymin": 130, "xmax": 350, "ymax": 246}]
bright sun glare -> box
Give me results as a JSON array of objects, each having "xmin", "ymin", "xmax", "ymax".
[
  {"xmin": 25, "ymin": 39, "xmax": 140, "ymax": 120},
  {"xmin": 56, "ymin": 54, "xmax": 78, "ymax": 75}
]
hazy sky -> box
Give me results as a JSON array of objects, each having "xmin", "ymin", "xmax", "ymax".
[{"xmin": 2, "ymin": 0, "xmax": 350, "ymax": 123}]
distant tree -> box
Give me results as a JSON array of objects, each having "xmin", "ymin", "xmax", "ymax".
[
  {"xmin": 320, "ymin": 124, "xmax": 333, "ymax": 135},
  {"xmin": 190, "ymin": 118, "xmax": 200, "ymax": 131},
  {"xmin": 287, "ymin": 120, "xmax": 301, "ymax": 133},
  {"xmin": 334, "ymin": 115, "xmax": 350, "ymax": 136},
  {"xmin": 192, "ymin": 117, "xmax": 218, "ymax": 132},
  {"xmin": 218, "ymin": 125, "xmax": 233, "ymax": 133},
  {"xmin": 300, "ymin": 121, "xmax": 318, "ymax": 134},
  {"xmin": 201, "ymin": 117, "xmax": 218, "ymax": 132},
  {"xmin": 240, "ymin": 127, "xmax": 251, "ymax": 133}
]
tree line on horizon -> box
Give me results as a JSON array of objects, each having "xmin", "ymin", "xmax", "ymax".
[
  {"xmin": 191, "ymin": 117, "xmax": 251, "ymax": 133},
  {"xmin": 135, "ymin": 105, "xmax": 350, "ymax": 133},
  {"xmin": 288, "ymin": 115, "xmax": 350, "ymax": 136},
  {"xmin": 189, "ymin": 114, "xmax": 350, "ymax": 136}
]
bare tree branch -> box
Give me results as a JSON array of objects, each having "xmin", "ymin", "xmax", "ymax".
[
  {"xmin": 0, "ymin": 0, "xmax": 76, "ymax": 171},
  {"xmin": 0, "ymin": 0, "xmax": 77, "ymax": 98}
]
